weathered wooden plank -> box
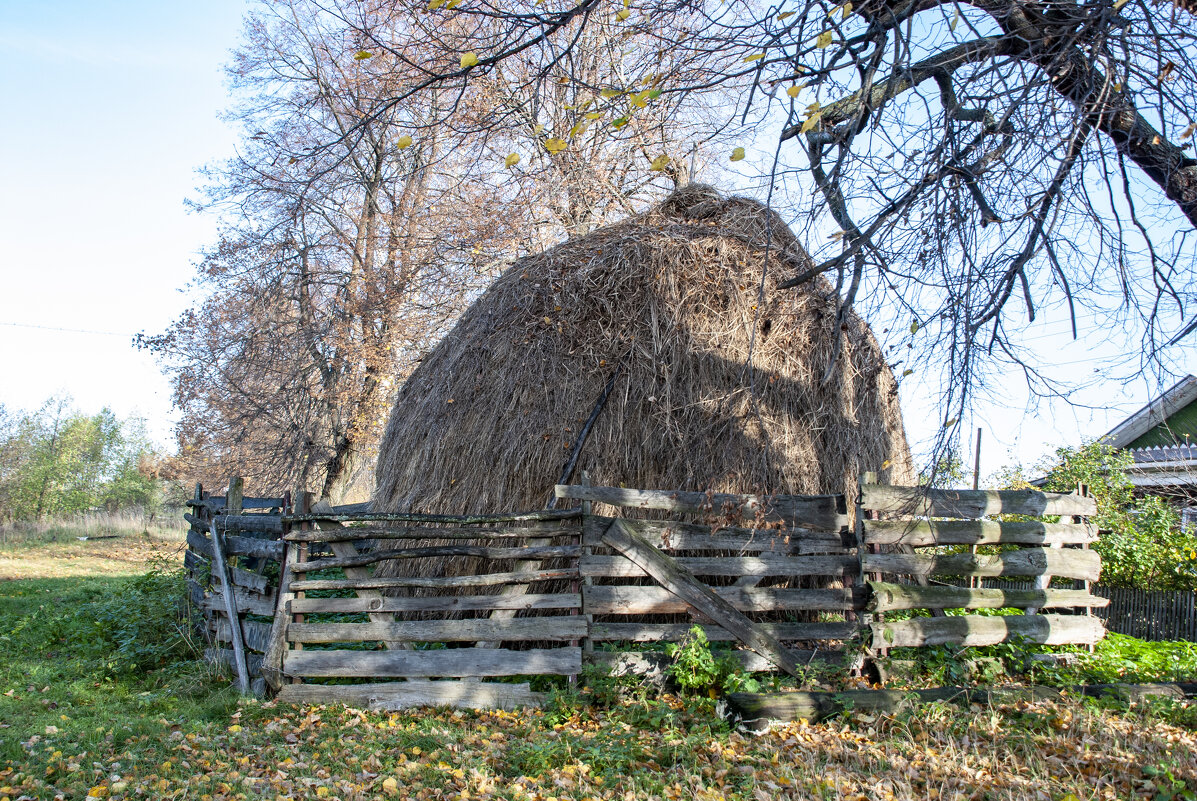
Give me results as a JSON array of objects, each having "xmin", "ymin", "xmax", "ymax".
[
  {"xmin": 862, "ymin": 519, "xmax": 1098, "ymax": 547},
  {"xmin": 208, "ymin": 522, "xmax": 250, "ymax": 693},
  {"xmin": 288, "ymin": 593, "xmax": 582, "ymax": 615},
  {"xmin": 587, "ymin": 648, "xmax": 854, "ymax": 677},
  {"xmin": 583, "ymin": 585, "xmax": 865, "ymax": 614},
  {"xmin": 205, "ymin": 647, "xmax": 265, "ymax": 675},
  {"xmin": 215, "ymin": 514, "xmax": 284, "ymax": 535},
  {"xmin": 289, "ymin": 569, "xmax": 578, "ymax": 592},
  {"xmin": 287, "ymin": 617, "xmax": 589, "ymax": 644},
  {"xmin": 284, "ymin": 524, "xmax": 578, "ymax": 543},
  {"xmin": 601, "ymin": 519, "xmax": 803, "ymax": 677},
  {"xmin": 589, "ymin": 621, "xmax": 859, "ymax": 642},
  {"xmin": 860, "ymin": 484, "xmax": 1096, "ymax": 518},
  {"xmin": 872, "ymin": 614, "xmax": 1106, "ymax": 647},
  {"xmin": 580, "ymin": 553, "xmax": 856, "ymax": 579},
  {"xmin": 297, "ymin": 545, "xmax": 581, "ymax": 572},
  {"xmin": 187, "ymin": 527, "xmax": 283, "ymax": 561},
  {"xmin": 209, "ymin": 563, "xmax": 271, "ymax": 595},
  {"xmin": 261, "ymin": 537, "xmax": 298, "ymax": 692},
  {"xmin": 556, "ymin": 485, "xmax": 847, "ymax": 530},
  {"xmin": 183, "ymin": 548, "xmax": 209, "ymax": 575},
  {"xmin": 200, "ymin": 586, "xmax": 277, "ymax": 617},
  {"xmin": 214, "ymin": 619, "xmax": 274, "ymax": 653},
  {"xmin": 275, "ymin": 680, "xmax": 545, "ymax": 711},
  {"xmin": 583, "ymin": 516, "xmax": 849, "ymax": 553},
  {"xmin": 867, "ymin": 582, "xmax": 1110, "ymax": 612},
  {"xmin": 284, "ymin": 647, "xmax": 583, "ymax": 678},
  {"xmin": 188, "ymin": 496, "xmax": 286, "ymax": 510},
  {"xmin": 284, "ymin": 509, "xmax": 582, "ymax": 525},
  {"xmin": 861, "ymin": 548, "xmax": 1101, "ymax": 581}
]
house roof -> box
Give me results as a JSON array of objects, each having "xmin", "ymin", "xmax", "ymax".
[{"xmin": 1103, "ymin": 375, "xmax": 1197, "ymax": 450}]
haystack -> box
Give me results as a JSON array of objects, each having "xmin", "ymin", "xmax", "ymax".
[{"xmin": 372, "ymin": 184, "xmax": 914, "ymax": 518}]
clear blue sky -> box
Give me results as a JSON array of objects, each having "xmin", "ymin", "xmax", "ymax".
[{"xmin": 0, "ymin": 0, "xmax": 1190, "ymax": 480}]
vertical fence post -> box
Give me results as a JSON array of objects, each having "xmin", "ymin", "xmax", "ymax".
[
  {"xmin": 579, "ymin": 470, "xmax": 593, "ymax": 663},
  {"xmin": 262, "ymin": 490, "xmax": 299, "ymax": 692}
]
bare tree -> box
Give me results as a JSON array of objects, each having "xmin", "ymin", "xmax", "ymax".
[
  {"xmin": 329, "ymin": 0, "xmax": 1197, "ymax": 449},
  {"xmin": 146, "ymin": 0, "xmax": 713, "ymax": 500}
]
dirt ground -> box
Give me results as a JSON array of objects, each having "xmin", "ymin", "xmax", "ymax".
[{"xmin": 0, "ymin": 532, "xmax": 185, "ymax": 580}]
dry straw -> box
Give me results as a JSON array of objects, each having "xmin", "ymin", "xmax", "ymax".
[{"xmin": 374, "ymin": 183, "xmax": 913, "ymax": 523}]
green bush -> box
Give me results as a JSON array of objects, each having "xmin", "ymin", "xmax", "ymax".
[{"xmin": 42, "ymin": 559, "xmax": 199, "ymax": 675}]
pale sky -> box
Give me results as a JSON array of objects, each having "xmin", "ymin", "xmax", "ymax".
[{"xmin": 0, "ymin": 0, "xmax": 1191, "ymax": 482}]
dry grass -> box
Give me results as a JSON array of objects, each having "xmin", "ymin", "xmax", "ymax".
[
  {"xmin": 0, "ymin": 511, "xmax": 185, "ymax": 579},
  {"xmin": 373, "ymin": 184, "xmax": 913, "ymax": 520}
]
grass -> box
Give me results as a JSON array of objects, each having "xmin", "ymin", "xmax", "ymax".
[
  {"xmin": 0, "ymin": 510, "xmax": 186, "ymax": 580},
  {"xmin": 0, "ymin": 529, "xmax": 1196, "ymax": 799}
]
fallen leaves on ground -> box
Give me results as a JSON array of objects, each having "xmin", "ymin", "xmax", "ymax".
[{"xmin": 4, "ymin": 690, "xmax": 1196, "ymax": 800}]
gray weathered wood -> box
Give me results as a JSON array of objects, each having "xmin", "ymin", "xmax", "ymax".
[
  {"xmin": 188, "ymin": 496, "xmax": 286, "ymax": 511},
  {"xmin": 862, "ymin": 519, "xmax": 1098, "ymax": 547},
  {"xmin": 275, "ymin": 680, "xmax": 545, "ymax": 710},
  {"xmin": 208, "ymin": 522, "xmax": 250, "ymax": 693},
  {"xmin": 187, "ymin": 527, "xmax": 284, "ymax": 561},
  {"xmin": 872, "ymin": 614, "xmax": 1106, "ymax": 647},
  {"xmin": 183, "ymin": 548, "xmax": 209, "ymax": 575},
  {"xmin": 589, "ymin": 621, "xmax": 859, "ymax": 642},
  {"xmin": 725, "ymin": 686, "xmax": 1064, "ymax": 730},
  {"xmin": 580, "ymin": 553, "xmax": 857, "ymax": 578},
  {"xmin": 208, "ymin": 561, "xmax": 270, "ymax": 595},
  {"xmin": 587, "ymin": 648, "xmax": 853, "ymax": 677},
  {"xmin": 601, "ymin": 519, "xmax": 803, "ymax": 677},
  {"xmin": 860, "ymin": 484, "xmax": 1096, "ymax": 518},
  {"xmin": 583, "ymin": 584, "xmax": 865, "ymax": 614},
  {"xmin": 867, "ymin": 582, "xmax": 1109, "ymax": 612},
  {"xmin": 214, "ymin": 514, "xmax": 284, "ymax": 535},
  {"xmin": 261, "ymin": 496, "xmax": 304, "ymax": 693},
  {"xmin": 582, "ymin": 516, "xmax": 849, "ymax": 553},
  {"xmin": 287, "ymin": 617, "xmax": 589, "ymax": 644},
  {"xmin": 200, "ymin": 586, "xmax": 277, "ymax": 617},
  {"xmin": 297, "ymin": 544, "xmax": 580, "ymax": 572},
  {"xmin": 557, "ymin": 485, "xmax": 847, "ymax": 530},
  {"xmin": 861, "ymin": 548, "xmax": 1101, "ymax": 581},
  {"xmin": 284, "ymin": 509, "xmax": 582, "ymax": 525},
  {"xmin": 284, "ymin": 523, "xmax": 577, "ymax": 543},
  {"xmin": 284, "ymin": 646, "xmax": 583, "ymax": 678},
  {"xmin": 205, "ymin": 647, "xmax": 264, "ymax": 676},
  {"xmin": 288, "ymin": 593, "xmax": 582, "ymax": 615},
  {"xmin": 289, "ymin": 569, "xmax": 578, "ymax": 592},
  {"xmin": 214, "ymin": 619, "xmax": 274, "ymax": 653}
]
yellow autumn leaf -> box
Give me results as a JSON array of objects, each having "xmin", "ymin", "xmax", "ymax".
[
  {"xmin": 729, "ymin": 147, "xmax": 746, "ymax": 161},
  {"xmin": 882, "ymin": 459, "xmax": 893, "ymax": 468},
  {"xmin": 841, "ymin": 1, "xmax": 852, "ymax": 17},
  {"xmin": 612, "ymin": 116, "xmax": 629, "ymax": 129},
  {"xmin": 353, "ymin": 50, "xmax": 373, "ymax": 60},
  {"xmin": 585, "ymin": 111, "xmax": 603, "ymax": 119},
  {"xmin": 816, "ymin": 30, "xmax": 833, "ymax": 48},
  {"xmin": 943, "ymin": 417, "xmax": 958, "ymax": 428},
  {"xmin": 381, "ymin": 777, "xmax": 399, "ymax": 795},
  {"xmin": 1181, "ymin": 121, "xmax": 1197, "ymax": 140},
  {"xmin": 777, "ymin": 10, "xmax": 795, "ymax": 19},
  {"xmin": 744, "ymin": 52, "xmax": 766, "ymax": 62},
  {"xmin": 950, "ymin": 9, "xmax": 960, "ymax": 29},
  {"xmin": 1113, "ymin": 0, "xmax": 1130, "ymax": 9},
  {"xmin": 787, "ymin": 84, "xmax": 802, "ymax": 98},
  {"xmin": 504, "ymin": 153, "xmax": 520, "ymax": 168},
  {"xmin": 428, "ymin": 0, "xmax": 446, "ymax": 8},
  {"xmin": 616, "ymin": 8, "xmax": 630, "ymax": 19},
  {"xmin": 460, "ymin": 52, "xmax": 479, "ymax": 68},
  {"xmin": 568, "ymin": 122, "xmax": 586, "ymax": 138},
  {"xmin": 800, "ymin": 111, "xmax": 822, "ymax": 133},
  {"xmin": 396, "ymin": 135, "xmax": 413, "ymax": 149},
  {"xmin": 447, "ymin": 0, "xmax": 461, "ymax": 7},
  {"xmin": 648, "ymin": 154, "xmax": 670, "ymax": 171},
  {"xmin": 628, "ymin": 91, "xmax": 649, "ymax": 109},
  {"xmin": 910, "ymin": 319, "xmax": 920, "ymax": 334},
  {"xmin": 544, "ymin": 138, "xmax": 568, "ymax": 153},
  {"xmin": 533, "ymin": 123, "xmax": 545, "ymax": 133},
  {"xmin": 601, "ymin": 88, "xmax": 622, "ymax": 98}
]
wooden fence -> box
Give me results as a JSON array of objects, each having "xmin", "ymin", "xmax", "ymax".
[
  {"xmin": 181, "ymin": 477, "xmax": 1110, "ymax": 708},
  {"xmin": 1093, "ymin": 586, "xmax": 1197, "ymax": 642}
]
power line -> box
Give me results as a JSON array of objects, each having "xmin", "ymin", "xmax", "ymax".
[{"xmin": 0, "ymin": 321, "xmax": 136, "ymax": 338}]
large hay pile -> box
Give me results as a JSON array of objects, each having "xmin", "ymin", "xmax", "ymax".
[{"xmin": 373, "ymin": 184, "xmax": 913, "ymax": 516}]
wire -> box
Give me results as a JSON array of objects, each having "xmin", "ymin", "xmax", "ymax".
[{"xmin": 0, "ymin": 322, "xmax": 135, "ymax": 338}]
